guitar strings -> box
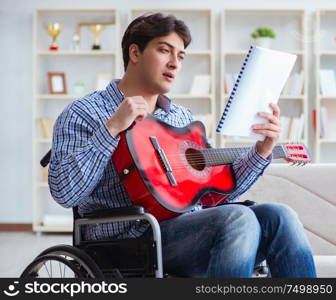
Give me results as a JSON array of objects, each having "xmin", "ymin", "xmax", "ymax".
[
  {"xmin": 158, "ymin": 147, "xmax": 286, "ymax": 161},
  {"xmin": 154, "ymin": 149, "xmax": 288, "ymax": 170},
  {"xmin": 160, "ymin": 149, "xmax": 250, "ymax": 169},
  {"xmin": 159, "ymin": 153, "xmax": 239, "ymax": 170},
  {"xmin": 139, "ymin": 145, "xmax": 301, "ymax": 172}
]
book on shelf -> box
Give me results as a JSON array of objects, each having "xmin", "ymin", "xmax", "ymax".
[
  {"xmin": 280, "ymin": 114, "xmax": 304, "ymax": 140},
  {"xmin": 224, "ymin": 73, "xmax": 239, "ymax": 95},
  {"xmin": 281, "ymin": 76, "xmax": 292, "ymax": 95},
  {"xmin": 281, "ymin": 71, "xmax": 304, "ymax": 96},
  {"xmin": 224, "ymin": 73, "xmax": 233, "ymax": 94},
  {"xmin": 313, "ymin": 107, "xmax": 333, "ymax": 139},
  {"xmin": 279, "ymin": 115, "xmax": 290, "ymax": 140},
  {"xmin": 296, "ymin": 114, "xmax": 305, "ymax": 141},
  {"xmin": 312, "ymin": 109, "xmax": 322, "ymax": 138},
  {"xmin": 290, "ymin": 71, "xmax": 304, "ymax": 96},
  {"xmin": 312, "ymin": 109, "xmax": 317, "ymax": 134},
  {"xmin": 320, "ymin": 106, "xmax": 329, "ymax": 139},
  {"xmin": 37, "ymin": 118, "xmax": 54, "ymax": 139},
  {"xmin": 189, "ymin": 74, "xmax": 211, "ymax": 95},
  {"xmin": 288, "ymin": 114, "xmax": 304, "ymax": 141},
  {"xmin": 319, "ymin": 69, "xmax": 336, "ymax": 96}
]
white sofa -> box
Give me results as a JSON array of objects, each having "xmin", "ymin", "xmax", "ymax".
[{"xmin": 240, "ymin": 163, "xmax": 336, "ymax": 277}]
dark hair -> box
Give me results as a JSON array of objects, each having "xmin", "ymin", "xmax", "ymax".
[{"xmin": 121, "ymin": 13, "xmax": 192, "ymax": 71}]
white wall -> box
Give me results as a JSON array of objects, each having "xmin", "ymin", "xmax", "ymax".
[{"xmin": 0, "ymin": 0, "xmax": 335, "ymax": 223}]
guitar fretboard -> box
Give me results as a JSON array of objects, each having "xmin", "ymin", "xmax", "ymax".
[{"xmin": 200, "ymin": 145, "xmax": 287, "ymax": 166}]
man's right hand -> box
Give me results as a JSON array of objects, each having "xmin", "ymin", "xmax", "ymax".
[{"xmin": 106, "ymin": 96, "xmax": 149, "ymax": 138}]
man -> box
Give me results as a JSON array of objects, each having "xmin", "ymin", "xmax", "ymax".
[{"xmin": 49, "ymin": 13, "xmax": 316, "ymax": 277}]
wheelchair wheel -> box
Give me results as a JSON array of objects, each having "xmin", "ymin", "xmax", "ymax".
[{"xmin": 20, "ymin": 244, "xmax": 104, "ymax": 278}]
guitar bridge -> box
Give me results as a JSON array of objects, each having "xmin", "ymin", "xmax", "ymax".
[{"xmin": 150, "ymin": 136, "xmax": 177, "ymax": 186}]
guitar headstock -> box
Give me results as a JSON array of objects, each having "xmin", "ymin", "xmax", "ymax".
[{"xmin": 283, "ymin": 143, "xmax": 312, "ymax": 165}]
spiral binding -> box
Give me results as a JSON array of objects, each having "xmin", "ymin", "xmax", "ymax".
[{"xmin": 216, "ymin": 45, "xmax": 255, "ymax": 133}]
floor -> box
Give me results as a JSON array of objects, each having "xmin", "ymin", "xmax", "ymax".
[
  {"xmin": 1, "ymin": 232, "xmax": 335, "ymax": 278},
  {"xmin": 0, "ymin": 232, "xmax": 72, "ymax": 277}
]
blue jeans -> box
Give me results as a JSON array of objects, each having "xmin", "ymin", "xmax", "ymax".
[{"xmin": 159, "ymin": 203, "xmax": 317, "ymax": 277}]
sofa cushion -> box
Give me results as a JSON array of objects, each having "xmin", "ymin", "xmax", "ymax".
[{"xmin": 240, "ymin": 164, "xmax": 336, "ymax": 256}]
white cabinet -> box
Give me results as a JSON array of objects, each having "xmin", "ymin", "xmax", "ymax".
[
  {"xmin": 220, "ymin": 9, "xmax": 308, "ymax": 152},
  {"xmin": 32, "ymin": 9, "xmax": 120, "ymax": 232},
  {"xmin": 314, "ymin": 10, "xmax": 336, "ymax": 163}
]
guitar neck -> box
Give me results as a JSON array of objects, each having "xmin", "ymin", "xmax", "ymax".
[{"xmin": 201, "ymin": 145, "xmax": 287, "ymax": 166}]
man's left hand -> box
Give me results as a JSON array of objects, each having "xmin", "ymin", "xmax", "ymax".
[{"xmin": 252, "ymin": 103, "xmax": 281, "ymax": 159}]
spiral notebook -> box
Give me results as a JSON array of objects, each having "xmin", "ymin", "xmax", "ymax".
[{"xmin": 216, "ymin": 45, "xmax": 297, "ymax": 140}]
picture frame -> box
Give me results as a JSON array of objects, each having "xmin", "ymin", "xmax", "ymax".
[
  {"xmin": 96, "ymin": 72, "xmax": 113, "ymax": 90},
  {"xmin": 47, "ymin": 72, "xmax": 67, "ymax": 94}
]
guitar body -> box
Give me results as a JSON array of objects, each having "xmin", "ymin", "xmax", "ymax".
[{"xmin": 112, "ymin": 116, "xmax": 236, "ymax": 221}]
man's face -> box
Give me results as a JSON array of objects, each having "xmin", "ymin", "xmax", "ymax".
[{"xmin": 135, "ymin": 32, "xmax": 186, "ymax": 95}]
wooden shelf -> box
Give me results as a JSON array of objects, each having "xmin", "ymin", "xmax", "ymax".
[
  {"xmin": 37, "ymin": 94, "xmax": 78, "ymax": 100},
  {"xmin": 33, "ymin": 224, "xmax": 72, "ymax": 233},
  {"xmin": 280, "ymin": 95, "xmax": 305, "ymax": 100},
  {"xmin": 37, "ymin": 50, "xmax": 116, "ymax": 56},
  {"xmin": 37, "ymin": 8, "xmax": 117, "ymax": 13},
  {"xmin": 223, "ymin": 94, "xmax": 305, "ymax": 100},
  {"xmin": 319, "ymin": 139, "xmax": 336, "ymax": 144},
  {"xmin": 224, "ymin": 50, "xmax": 304, "ymax": 56},
  {"xmin": 130, "ymin": 8, "xmax": 212, "ymax": 13},
  {"xmin": 225, "ymin": 9, "xmax": 305, "ymax": 14},
  {"xmin": 36, "ymin": 138, "xmax": 52, "ymax": 143},
  {"xmin": 318, "ymin": 95, "xmax": 336, "ymax": 99},
  {"xmin": 168, "ymin": 93, "xmax": 213, "ymax": 99},
  {"xmin": 187, "ymin": 50, "xmax": 212, "ymax": 56},
  {"xmin": 36, "ymin": 182, "xmax": 49, "ymax": 187},
  {"xmin": 319, "ymin": 51, "xmax": 336, "ymax": 56}
]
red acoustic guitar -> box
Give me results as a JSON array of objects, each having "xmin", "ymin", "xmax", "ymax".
[{"xmin": 112, "ymin": 115, "xmax": 311, "ymax": 221}]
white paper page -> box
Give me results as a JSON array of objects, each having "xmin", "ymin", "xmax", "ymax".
[{"xmin": 216, "ymin": 46, "xmax": 297, "ymax": 141}]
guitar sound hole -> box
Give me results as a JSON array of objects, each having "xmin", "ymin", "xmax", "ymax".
[{"xmin": 185, "ymin": 148, "xmax": 206, "ymax": 171}]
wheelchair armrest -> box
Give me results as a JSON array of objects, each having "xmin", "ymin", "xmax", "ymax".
[
  {"xmin": 241, "ymin": 200, "xmax": 257, "ymax": 206},
  {"xmin": 40, "ymin": 149, "xmax": 51, "ymax": 167},
  {"xmin": 81, "ymin": 206, "xmax": 144, "ymax": 219}
]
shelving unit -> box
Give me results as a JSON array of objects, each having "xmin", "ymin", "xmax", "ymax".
[
  {"xmin": 220, "ymin": 9, "xmax": 308, "ymax": 151},
  {"xmin": 314, "ymin": 10, "xmax": 336, "ymax": 163},
  {"xmin": 129, "ymin": 9, "xmax": 215, "ymax": 144},
  {"xmin": 32, "ymin": 9, "xmax": 120, "ymax": 232}
]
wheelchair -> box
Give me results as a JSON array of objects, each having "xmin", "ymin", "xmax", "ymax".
[{"xmin": 20, "ymin": 150, "xmax": 268, "ymax": 278}]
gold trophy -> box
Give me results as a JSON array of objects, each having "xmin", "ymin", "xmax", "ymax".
[
  {"xmin": 90, "ymin": 24, "xmax": 105, "ymax": 50},
  {"xmin": 47, "ymin": 23, "xmax": 63, "ymax": 51}
]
